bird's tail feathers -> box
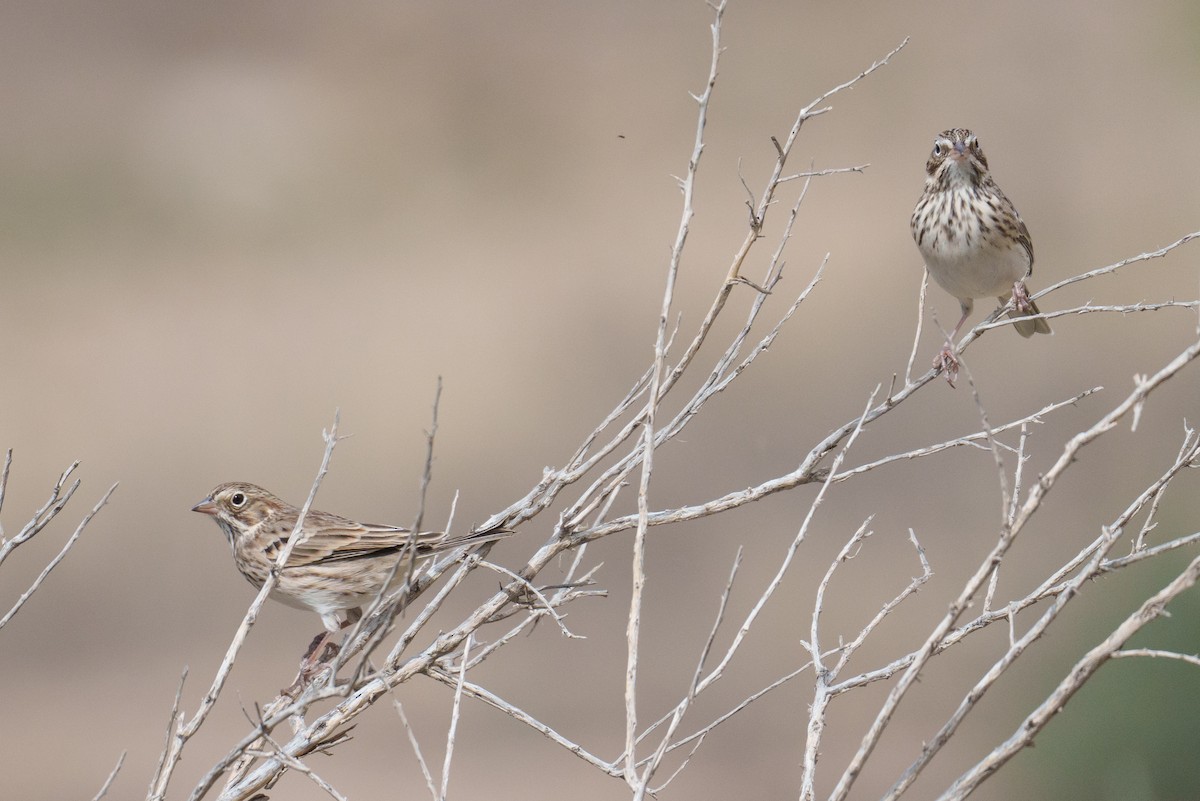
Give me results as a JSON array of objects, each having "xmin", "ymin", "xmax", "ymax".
[{"xmin": 1003, "ymin": 297, "xmax": 1052, "ymax": 338}]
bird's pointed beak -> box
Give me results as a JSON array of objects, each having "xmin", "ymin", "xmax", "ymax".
[{"xmin": 192, "ymin": 497, "xmax": 218, "ymax": 516}]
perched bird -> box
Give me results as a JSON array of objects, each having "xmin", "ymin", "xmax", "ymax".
[
  {"xmin": 910, "ymin": 128, "xmax": 1051, "ymax": 385},
  {"xmin": 191, "ymin": 482, "xmax": 509, "ymax": 641}
]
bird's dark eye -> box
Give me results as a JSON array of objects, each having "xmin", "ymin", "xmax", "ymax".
[
  {"xmin": 932, "ymin": 143, "xmax": 944, "ymax": 157},
  {"xmin": 230, "ymin": 492, "xmax": 247, "ymax": 508}
]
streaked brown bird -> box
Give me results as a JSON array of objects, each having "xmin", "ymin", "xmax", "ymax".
[
  {"xmin": 910, "ymin": 128, "xmax": 1051, "ymax": 385},
  {"xmin": 191, "ymin": 482, "xmax": 509, "ymax": 640}
]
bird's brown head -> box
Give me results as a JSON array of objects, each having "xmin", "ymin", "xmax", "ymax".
[
  {"xmin": 926, "ymin": 128, "xmax": 989, "ymax": 187},
  {"xmin": 192, "ymin": 482, "xmax": 284, "ymax": 529}
]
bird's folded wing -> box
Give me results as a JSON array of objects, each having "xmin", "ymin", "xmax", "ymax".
[{"xmin": 285, "ymin": 521, "xmax": 435, "ymax": 566}]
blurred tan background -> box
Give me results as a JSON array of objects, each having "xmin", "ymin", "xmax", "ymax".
[{"xmin": 3, "ymin": 1, "xmax": 1200, "ymax": 799}]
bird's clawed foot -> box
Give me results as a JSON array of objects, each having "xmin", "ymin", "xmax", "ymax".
[
  {"xmin": 281, "ymin": 631, "xmax": 341, "ymax": 696},
  {"xmin": 933, "ymin": 345, "xmax": 960, "ymax": 388},
  {"xmin": 1011, "ymin": 281, "xmax": 1034, "ymax": 314}
]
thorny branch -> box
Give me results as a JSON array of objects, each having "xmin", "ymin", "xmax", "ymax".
[
  {"xmin": 0, "ymin": 457, "xmax": 120, "ymax": 794},
  {"xmin": 0, "ymin": 460, "xmax": 118, "ymax": 631},
  {"xmin": 140, "ymin": 6, "xmax": 1200, "ymax": 800}
]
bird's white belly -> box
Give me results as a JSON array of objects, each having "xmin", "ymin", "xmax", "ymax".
[{"xmin": 923, "ymin": 242, "xmax": 1027, "ymax": 301}]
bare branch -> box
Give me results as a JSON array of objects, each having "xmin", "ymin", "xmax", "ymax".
[
  {"xmin": 938, "ymin": 550, "xmax": 1200, "ymax": 801},
  {"xmin": 440, "ymin": 635, "xmax": 472, "ymax": 801},
  {"xmin": 91, "ymin": 751, "xmax": 126, "ymax": 801},
  {"xmin": 412, "ymin": 376, "xmax": 443, "ymax": 533},
  {"xmin": 121, "ymin": 12, "xmax": 1197, "ymax": 801},
  {"xmin": 393, "ymin": 698, "xmax": 439, "ymax": 801},
  {"xmin": 0, "ymin": 459, "xmax": 81, "ymax": 568},
  {"xmin": 0, "ymin": 480, "xmax": 117, "ymax": 630},
  {"xmin": 1111, "ymin": 648, "xmax": 1200, "ymax": 668}
]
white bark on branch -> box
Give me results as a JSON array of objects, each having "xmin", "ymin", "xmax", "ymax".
[{"xmin": 124, "ymin": 6, "xmax": 1200, "ymax": 800}]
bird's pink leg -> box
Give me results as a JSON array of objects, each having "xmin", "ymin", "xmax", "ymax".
[
  {"xmin": 281, "ymin": 609, "xmax": 366, "ymax": 695},
  {"xmin": 932, "ymin": 304, "xmax": 971, "ymax": 388},
  {"xmin": 280, "ymin": 631, "xmax": 338, "ymax": 696}
]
